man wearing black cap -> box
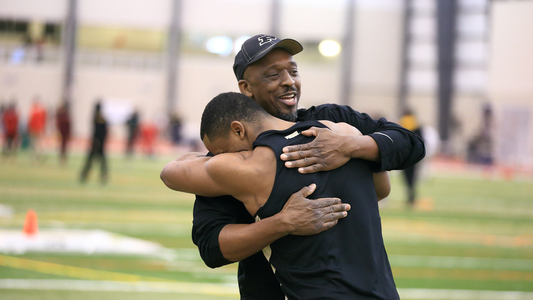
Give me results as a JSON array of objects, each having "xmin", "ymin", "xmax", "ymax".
[{"xmin": 190, "ymin": 34, "xmax": 425, "ymax": 299}]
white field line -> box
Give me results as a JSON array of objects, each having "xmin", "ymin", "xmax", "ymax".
[
  {"xmin": 0, "ymin": 279, "xmax": 239, "ymax": 296},
  {"xmin": 389, "ymin": 255, "xmax": 533, "ymax": 271},
  {"xmin": 0, "ymin": 280, "xmax": 532, "ymax": 299},
  {"xmin": 398, "ymin": 288, "xmax": 533, "ymax": 300}
]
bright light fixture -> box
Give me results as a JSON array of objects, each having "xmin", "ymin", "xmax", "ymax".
[
  {"xmin": 318, "ymin": 40, "xmax": 341, "ymax": 57},
  {"xmin": 206, "ymin": 36, "xmax": 233, "ymax": 57}
]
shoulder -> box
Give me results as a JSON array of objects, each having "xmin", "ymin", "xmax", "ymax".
[
  {"xmin": 298, "ymin": 104, "xmax": 362, "ymax": 121},
  {"xmin": 205, "ymin": 151, "xmax": 263, "ymax": 180},
  {"xmin": 298, "ymin": 103, "xmax": 343, "ymax": 115}
]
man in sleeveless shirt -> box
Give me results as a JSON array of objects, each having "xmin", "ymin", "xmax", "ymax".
[{"xmin": 162, "ymin": 92, "xmax": 400, "ymax": 299}]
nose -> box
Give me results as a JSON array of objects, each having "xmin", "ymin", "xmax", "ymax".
[{"xmin": 280, "ymin": 70, "xmax": 295, "ymax": 87}]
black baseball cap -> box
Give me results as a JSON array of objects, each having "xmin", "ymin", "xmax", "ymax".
[{"xmin": 233, "ymin": 34, "xmax": 303, "ymax": 81}]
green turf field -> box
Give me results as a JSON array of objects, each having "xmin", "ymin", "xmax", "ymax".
[{"xmin": 0, "ymin": 151, "xmax": 532, "ymax": 300}]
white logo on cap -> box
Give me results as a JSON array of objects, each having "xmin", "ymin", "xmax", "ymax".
[{"xmin": 258, "ymin": 36, "xmax": 276, "ymax": 46}]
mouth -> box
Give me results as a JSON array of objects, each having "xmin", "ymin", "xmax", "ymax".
[{"xmin": 278, "ymin": 92, "xmax": 298, "ymax": 106}]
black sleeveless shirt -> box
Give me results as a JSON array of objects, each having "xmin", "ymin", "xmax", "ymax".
[{"xmin": 252, "ymin": 120, "xmax": 399, "ymax": 300}]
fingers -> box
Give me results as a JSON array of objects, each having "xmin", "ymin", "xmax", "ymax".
[
  {"xmin": 312, "ymin": 197, "xmax": 343, "ymax": 208},
  {"xmin": 317, "ymin": 210, "xmax": 350, "ymax": 233},
  {"xmin": 283, "ymin": 156, "xmax": 319, "ymax": 168},
  {"xmin": 320, "ymin": 220, "xmax": 338, "ymax": 232},
  {"xmin": 284, "ymin": 195, "xmax": 351, "ymax": 235},
  {"xmin": 297, "ymin": 164, "xmax": 325, "ymax": 174},
  {"xmin": 326, "ymin": 210, "xmax": 349, "ymax": 221},
  {"xmin": 282, "ymin": 143, "xmax": 312, "ymax": 155},
  {"xmin": 281, "ymin": 151, "xmax": 317, "ymax": 164},
  {"xmin": 333, "ymin": 203, "xmax": 352, "ymax": 212},
  {"xmin": 297, "ymin": 183, "xmax": 316, "ymax": 198},
  {"xmin": 281, "ymin": 152, "xmax": 327, "ymax": 174},
  {"xmin": 329, "ymin": 203, "xmax": 351, "ymax": 212},
  {"xmin": 300, "ymin": 127, "xmax": 321, "ymax": 137}
]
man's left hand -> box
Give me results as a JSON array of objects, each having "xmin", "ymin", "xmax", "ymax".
[{"xmin": 280, "ymin": 126, "xmax": 361, "ymax": 174}]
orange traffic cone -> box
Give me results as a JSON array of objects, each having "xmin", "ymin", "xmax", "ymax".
[{"xmin": 23, "ymin": 209, "xmax": 38, "ymax": 236}]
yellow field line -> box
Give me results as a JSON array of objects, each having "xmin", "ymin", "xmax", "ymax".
[
  {"xmin": 0, "ymin": 254, "xmax": 164, "ymax": 282},
  {"xmin": 0, "ymin": 254, "xmax": 238, "ymax": 296}
]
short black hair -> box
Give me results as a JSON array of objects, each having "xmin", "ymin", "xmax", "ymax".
[{"xmin": 200, "ymin": 92, "xmax": 269, "ymax": 141}]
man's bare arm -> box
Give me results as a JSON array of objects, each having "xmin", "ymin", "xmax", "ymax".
[
  {"xmin": 160, "ymin": 152, "xmax": 236, "ymax": 197},
  {"xmin": 162, "ymin": 153, "xmax": 352, "ymax": 263}
]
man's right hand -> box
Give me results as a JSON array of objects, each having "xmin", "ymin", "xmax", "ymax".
[
  {"xmin": 218, "ymin": 184, "xmax": 350, "ymax": 262},
  {"xmin": 279, "ymin": 184, "xmax": 351, "ymax": 235}
]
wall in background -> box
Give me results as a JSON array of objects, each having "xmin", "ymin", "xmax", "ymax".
[{"xmin": 1, "ymin": 0, "xmax": 532, "ymax": 164}]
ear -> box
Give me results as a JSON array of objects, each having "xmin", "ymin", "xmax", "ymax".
[
  {"xmin": 238, "ymin": 80, "xmax": 253, "ymax": 98},
  {"xmin": 230, "ymin": 121, "xmax": 246, "ymax": 140}
]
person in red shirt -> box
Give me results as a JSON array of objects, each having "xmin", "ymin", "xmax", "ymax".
[
  {"xmin": 28, "ymin": 98, "xmax": 47, "ymax": 160},
  {"xmin": 140, "ymin": 121, "xmax": 158, "ymax": 158},
  {"xmin": 2, "ymin": 102, "xmax": 19, "ymax": 157}
]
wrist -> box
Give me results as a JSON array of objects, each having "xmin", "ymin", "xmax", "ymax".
[
  {"xmin": 270, "ymin": 212, "xmax": 296, "ymax": 236},
  {"xmin": 344, "ymin": 135, "xmax": 364, "ymax": 159},
  {"xmin": 347, "ymin": 135, "xmax": 379, "ymax": 161}
]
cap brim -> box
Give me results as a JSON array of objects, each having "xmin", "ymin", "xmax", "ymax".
[
  {"xmin": 275, "ymin": 39, "xmax": 304, "ymax": 56},
  {"xmin": 247, "ymin": 38, "xmax": 303, "ymax": 66}
]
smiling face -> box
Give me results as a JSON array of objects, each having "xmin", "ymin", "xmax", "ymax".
[{"xmin": 239, "ymin": 48, "xmax": 301, "ymax": 121}]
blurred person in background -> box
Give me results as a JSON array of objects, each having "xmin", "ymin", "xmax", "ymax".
[
  {"xmin": 168, "ymin": 112, "xmax": 183, "ymax": 146},
  {"xmin": 399, "ymin": 108, "xmax": 423, "ymax": 208},
  {"xmin": 139, "ymin": 119, "xmax": 158, "ymax": 159},
  {"xmin": 125, "ymin": 109, "xmax": 140, "ymax": 158},
  {"xmin": 168, "ymin": 113, "xmax": 203, "ymax": 152},
  {"xmin": 55, "ymin": 102, "xmax": 71, "ymax": 164},
  {"xmin": 2, "ymin": 102, "xmax": 19, "ymax": 158},
  {"xmin": 80, "ymin": 101, "xmax": 108, "ymax": 184},
  {"xmin": 0, "ymin": 102, "xmax": 5, "ymax": 134},
  {"xmin": 27, "ymin": 96, "xmax": 47, "ymax": 161},
  {"xmin": 188, "ymin": 34, "xmax": 425, "ymax": 299},
  {"xmin": 467, "ymin": 103, "xmax": 494, "ymax": 166}
]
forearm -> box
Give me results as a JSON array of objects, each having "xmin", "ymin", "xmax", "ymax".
[
  {"xmin": 160, "ymin": 153, "xmax": 227, "ymax": 197},
  {"xmin": 345, "ymin": 135, "xmax": 380, "ymax": 162},
  {"xmin": 161, "ymin": 153, "xmax": 207, "ymax": 185},
  {"xmin": 369, "ymin": 129, "xmax": 426, "ymax": 171},
  {"xmin": 219, "ymin": 215, "xmax": 291, "ymax": 262}
]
